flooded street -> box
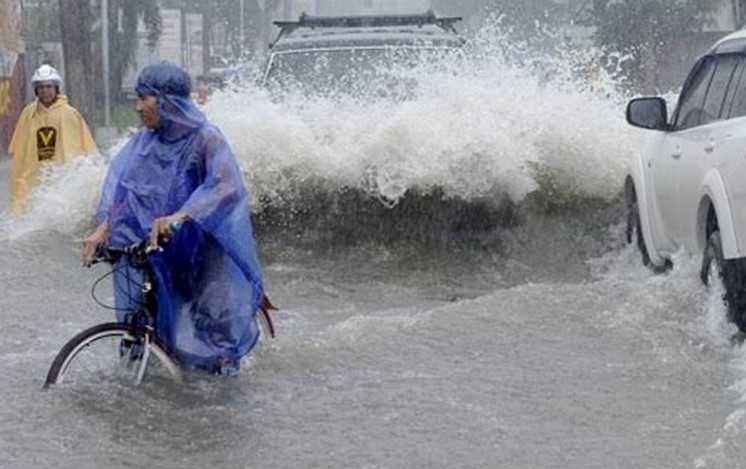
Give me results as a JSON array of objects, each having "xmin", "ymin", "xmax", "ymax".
[
  {"xmin": 2, "ymin": 16, "xmax": 746, "ymax": 469},
  {"xmin": 0, "ymin": 224, "xmax": 744, "ymax": 468}
]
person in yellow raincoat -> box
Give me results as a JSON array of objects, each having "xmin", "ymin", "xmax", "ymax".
[{"xmin": 7, "ymin": 64, "xmax": 98, "ymax": 212}]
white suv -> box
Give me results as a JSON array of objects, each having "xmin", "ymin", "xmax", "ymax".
[{"xmin": 626, "ymin": 29, "xmax": 746, "ymax": 331}]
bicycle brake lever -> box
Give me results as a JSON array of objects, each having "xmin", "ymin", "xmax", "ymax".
[
  {"xmin": 169, "ymin": 220, "xmax": 184, "ymax": 232},
  {"xmin": 86, "ymin": 243, "xmax": 110, "ymax": 266},
  {"xmin": 145, "ymin": 243, "xmax": 164, "ymax": 254}
]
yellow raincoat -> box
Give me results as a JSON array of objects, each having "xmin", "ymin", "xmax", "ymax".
[{"xmin": 7, "ymin": 95, "xmax": 97, "ymax": 212}]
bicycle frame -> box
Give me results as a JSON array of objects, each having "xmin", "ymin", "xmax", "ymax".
[
  {"xmin": 127, "ymin": 269, "xmax": 159, "ymax": 385},
  {"xmin": 97, "ymin": 241, "xmax": 179, "ymax": 384},
  {"xmin": 45, "ymin": 237, "xmax": 274, "ymax": 388}
]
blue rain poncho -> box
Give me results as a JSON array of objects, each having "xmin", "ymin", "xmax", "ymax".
[{"xmin": 95, "ymin": 61, "xmax": 264, "ymax": 372}]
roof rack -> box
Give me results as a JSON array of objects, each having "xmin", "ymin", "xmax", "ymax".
[{"xmin": 271, "ymin": 10, "xmax": 462, "ymax": 45}]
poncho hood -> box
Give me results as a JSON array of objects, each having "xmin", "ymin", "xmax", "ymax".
[
  {"xmin": 35, "ymin": 94, "xmax": 69, "ymax": 113},
  {"xmin": 135, "ymin": 61, "xmax": 205, "ymax": 143},
  {"xmin": 136, "ymin": 61, "xmax": 191, "ymax": 98}
]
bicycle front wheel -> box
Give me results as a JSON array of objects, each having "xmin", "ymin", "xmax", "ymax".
[{"xmin": 44, "ymin": 322, "xmax": 182, "ymax": 389}]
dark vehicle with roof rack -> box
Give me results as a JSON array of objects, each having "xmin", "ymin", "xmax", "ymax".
[{"xmin": 261, "ymin": 10, "xmax": 465, "ymax": 98}]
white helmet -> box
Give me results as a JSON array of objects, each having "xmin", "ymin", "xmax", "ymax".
[{"xmin": 31, "ymin": 64, "xmax": 62, "ymax": 86}]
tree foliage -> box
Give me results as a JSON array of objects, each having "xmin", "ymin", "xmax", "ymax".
[
  {"xmin": 25, "ymin": 0, "xmax": 61, "ymax": 46},
  {"xmin": 584, "ymin": 0, "xmax": 718, "ymax": 90},
  {"xmin": 54, "ymin": 0, "xmax": 292, "ymax": 122},
  {"xmin": 588, "ymin": 0, "xmax": 716, "ymax": 52},
  {"xmin": 103, "ymin": 0, "xmax": 162, "ymax": 104},
  {"xmin": 55, "ymin": 0, "xmax": 162, "ymax": 116},
  {"xmin": 432, "ymin": 0, "xmax": 572, "ymax": 26}
]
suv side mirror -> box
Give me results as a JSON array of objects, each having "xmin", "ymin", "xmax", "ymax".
[{"xmin": 626, "ymin": 97, "xmax": 669, "ymax": 131}]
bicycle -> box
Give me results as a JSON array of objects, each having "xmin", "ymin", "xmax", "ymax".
[{"xmin": 43, "ymin": 237, "xmax": 275, "ymax": 389}]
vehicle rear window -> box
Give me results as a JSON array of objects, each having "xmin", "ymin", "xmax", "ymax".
[
  {"xmin": 263, "ymin": 46, "xmax": 461, "ymax": 97},
  {"xmin": 727, "ymin": 61, "xmax": 746, "ymax": 119},
  {"xmin": 700, "ymin": 54, "xmax": 741, "ymax": 125}
]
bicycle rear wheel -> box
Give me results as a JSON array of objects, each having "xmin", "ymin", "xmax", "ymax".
[{"xmin": 44, "ymin": 322, "xmax": 182, "ymax": 389}]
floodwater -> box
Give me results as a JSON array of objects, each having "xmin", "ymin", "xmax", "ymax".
[{"xmin": 2, "ymin": 23, "xmax": 746, "ymax": 469}]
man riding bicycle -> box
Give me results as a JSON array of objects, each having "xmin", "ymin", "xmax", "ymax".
[{"xmin": 83, "ymin": 61, "xmax": 265, "ymax": 376}]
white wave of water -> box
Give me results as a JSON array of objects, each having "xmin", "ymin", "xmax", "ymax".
[
  {"xmin": 208, "ymin": 20, "xmax": 640, "ymax": 210},
  {"xmin": 0, "ymin": 18, "xmax": 641, "ymax": 239},
  {"xmin": 0, "ymin": 155, "xmax": 108, "ymax": 240}
]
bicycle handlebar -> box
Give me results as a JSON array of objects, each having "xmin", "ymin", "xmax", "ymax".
[
  {"xmin": 88, "ymin": 221, "xmax": 185, "ymax": 267},
  {"xmin": 90, "ymin": 239, "xmax": 155, "ymax": 267}
]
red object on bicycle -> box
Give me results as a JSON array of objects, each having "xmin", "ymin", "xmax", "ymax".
[{"xmin": 259, "ymin": 295, "xmax": 277, "ymax": 338}]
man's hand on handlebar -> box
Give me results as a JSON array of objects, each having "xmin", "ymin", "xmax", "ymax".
[
  {"xmin": 82, "ymin": 214, "xmax": 188, "ymax": 267},
  {"xmin": 149, "ymin": 212, "xmax": 189, "ymax": 248},
  {"xmin": 83, "ymin": 221, "xmax": 110, "ymax": 267}
]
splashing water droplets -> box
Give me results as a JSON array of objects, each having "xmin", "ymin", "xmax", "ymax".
[{"xmin": 1, "ymin": 18, "xmax": 641, "ymax": 238}]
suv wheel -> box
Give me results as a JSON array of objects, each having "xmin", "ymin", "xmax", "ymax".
[
  {"xmin": 625, "ymin": 183, "xmax": 672, "ymax": 273},
  {"xmin": 701, "ymin": 231, "xmax": 746, "ymax": 331},
  {"xmin": 626, "ymin": 189, "xmax": 652, "ymax": 267}
]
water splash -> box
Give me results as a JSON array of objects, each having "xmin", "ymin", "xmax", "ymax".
[
  {"xmin": 209, "ymin": 14, "xmax": 638, "ymax": 213},
  {"xmin": 1, "ymin": 17, "xmax": 642, "ymax": 240},
  {"xmin": 0, "ymin": 155, "xmax": 108, "ymax": 240}
]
